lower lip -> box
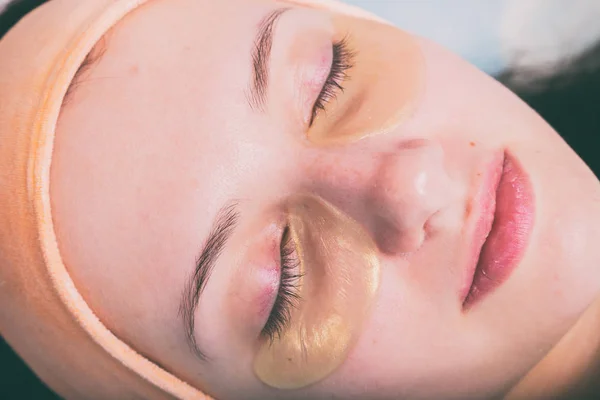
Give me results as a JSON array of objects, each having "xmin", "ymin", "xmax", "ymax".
[{"xmin": 462, "ymin": 152, "xmax": 535, "ymax": 309}]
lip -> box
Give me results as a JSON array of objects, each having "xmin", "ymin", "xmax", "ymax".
[{"xmin": 460, "ymin": 151, "xmax": 535, "ymax": 310}]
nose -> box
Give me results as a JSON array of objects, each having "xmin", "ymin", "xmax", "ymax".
[
  {"xmin": 302, "ymin": 138, "xmax": 457, "ymax": 255},
  {"xmin": 367, "ymin": 140, "xmax": 456, "ymax": 254}
]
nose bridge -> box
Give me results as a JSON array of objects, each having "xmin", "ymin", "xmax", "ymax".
[{"xmin": 301, "ymin": 142, "xmax": 380, "ymax": 194}]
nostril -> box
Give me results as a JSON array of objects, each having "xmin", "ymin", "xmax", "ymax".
[
  {"xmin": 423, "ymin": 209, "xmax": 440, "ymax": 238},
  {"xmin": 397, "ymin": 138, "xmax": 430, "ymax": 151},
  {"xmin": 374, "ymin": 217, "xmax": 426, "ymax": 255}
]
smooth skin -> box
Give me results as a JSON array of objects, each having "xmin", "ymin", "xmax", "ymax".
[{"xmin": 50, "ymin": 0, "xmax": 600, "ymax": 398}]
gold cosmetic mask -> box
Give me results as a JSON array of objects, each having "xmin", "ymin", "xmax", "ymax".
[
  {"xmin": 253, "ymin": 195, "xmax": 381, "ymax": 389},
  {"xmin": 307, "ymin": 13, "xmax": 425, "ymax": 146}
]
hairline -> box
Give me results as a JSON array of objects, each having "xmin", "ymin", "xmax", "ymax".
[
  {"xmin": 62, "ymin": 36, "xmax": 108, "ymax": 107},
  {"xmin": 0, "ymin": 0, "xmax": 107, "ymax": 106}
]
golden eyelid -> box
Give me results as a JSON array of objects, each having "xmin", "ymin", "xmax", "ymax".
[
  {"xmin": 253, "ymin": 194, "xmax": 380, "ymax": 389},
  {"xmin": 307, "ymin": 14, "xmax": 425, "ymax": 146}
]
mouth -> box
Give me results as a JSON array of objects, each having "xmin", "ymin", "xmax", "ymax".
[{"xmin": 461, "ymin": 151, "xmax": 535, "ymax": 310}]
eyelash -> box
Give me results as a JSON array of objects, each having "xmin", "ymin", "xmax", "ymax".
[
  {"xmin": 261, "ymin": 226, "xmax": 302, "ymax": 342},
  {"xmin": 310, "ymin": 36, "xmax": 355, "ymax": 126}
]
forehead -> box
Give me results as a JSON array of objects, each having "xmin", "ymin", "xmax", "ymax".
[
  {"xmin": 53, "ymin": 0, "xmax": 271, "ymax": 243},
  {"xmin": 49, "ymin": 0, "xmax": 280, "ymax": 346}
]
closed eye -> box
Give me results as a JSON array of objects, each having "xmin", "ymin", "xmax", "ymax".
[
  {"xmin": 261, "ymin": 226, "xmax": 302, "ymax": 342},
  {"xmin": 309, "ymin": 36, "xmax": 355, "ymax": 127}
]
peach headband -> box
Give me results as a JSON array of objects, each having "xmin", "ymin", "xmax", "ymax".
[{"xmin": 0, "ymin": 0, "xmax": 384, "ymax": 398}]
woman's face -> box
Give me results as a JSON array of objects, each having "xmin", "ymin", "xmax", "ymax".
[{"xmin": 50, "ymin": 0, "xmax": 600, "ymax": 398}]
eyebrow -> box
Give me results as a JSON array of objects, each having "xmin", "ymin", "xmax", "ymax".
[
  {"xmin": 179, "ymin": 202, "xmax": 240, "ymax": 361},
  {"xmin": 247, "ymin": 7, "xmax": 291, "ymax": 111}
]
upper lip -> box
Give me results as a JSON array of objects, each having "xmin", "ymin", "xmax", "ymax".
[{"xmin": 459, "ymin": 151, "xmax": 505, "ymax": 304}]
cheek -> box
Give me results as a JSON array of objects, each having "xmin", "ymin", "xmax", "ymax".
[{"xmin": 403, "ymin": 38, "xmax": 521, "ymax": 146}]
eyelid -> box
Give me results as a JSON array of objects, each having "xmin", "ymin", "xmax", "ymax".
[
  {"xmin": 309, "ymin": 37, "xmax": 355, "ymax": 127},
  {"xmin": 255, "ymin": 221, "xmax": 288, "ymax": 321},
  {"xmin": 282, "ymin": 22, "xmax": 334, "ymax": 126},
  {"xmin": 271, "ymin": 8, "xmax": 337, "ymax": 127},
  {"xmin": 296, "ymin": 43, "xmax": 333, "ymax": 125},
  {"xmin": 261, "ymin": 226, "xmax": 302, "ymax": 341},
  {"xmin": 229, "ymin": 219, "xmax": 284, "ymax": 335},
  {"xmin": 255, "ymin": 264, "xmax": 280, "ymax": 320}
]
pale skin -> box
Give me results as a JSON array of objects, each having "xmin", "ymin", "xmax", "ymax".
[{"xmin": 49, "ymin": 0, "xmax": 600, "ymax": 399}]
